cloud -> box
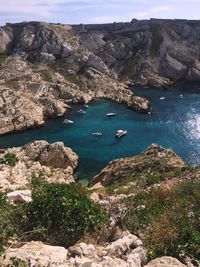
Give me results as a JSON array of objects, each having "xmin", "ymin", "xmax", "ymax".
[{"xmin": 131, "ymin": 5, "xmax": 171, "ymax": 19}]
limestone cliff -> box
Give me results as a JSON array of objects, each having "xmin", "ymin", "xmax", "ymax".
[
  {"xmin": 0, "ymin": 140, "xmax": 78, "ymax": 191},
  {"xmin": 1, "ymin": 19, "xmax": 200, "ymax": 135}
]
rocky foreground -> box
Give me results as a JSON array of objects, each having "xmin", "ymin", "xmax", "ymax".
[{"xmin": 0, "ymin": 141, "xmax": 199, "ymax": 266}]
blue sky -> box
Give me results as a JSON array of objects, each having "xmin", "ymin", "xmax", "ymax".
[{"xmin": 0, "ymin": 0, "xmax": 200, "ymax": 25}]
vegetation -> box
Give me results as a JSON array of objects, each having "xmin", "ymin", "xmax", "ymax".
[
  {"xmin": 123, "ymin": 180, "xmax": 200, "ymax": 263},
  {"xmin": 0, "ymin": 192, "xmax": 16, "ymax": 255},
  {"xmin": 0, "ymin": 53, "xmax": 7, "ymax": 65},
  {"xmin": 0, "ymin": 176, "xmax": 105, "ymax": 254},
  {"xmin": 2, "ymin": 153, "xmax": 19, "ymax": 167}
]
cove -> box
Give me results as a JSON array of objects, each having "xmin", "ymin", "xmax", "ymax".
[{"xmin": 1, "ymin": 83, "xmax": 200, "ymax": 182}]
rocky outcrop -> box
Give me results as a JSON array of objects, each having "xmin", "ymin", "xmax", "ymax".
[
  {"xmin": 0, "ymin": 231, "xmax": 147, "ymax": 267},
  {"xmin": 89, "ymin": 144, "xmax": 187, "ymax": 187},
  {"xmin": 0, "ymin": 140, "xmax": 78, "ymax": 191},
  {"xmin": 22, "ymin": 140, "xmax": 78, "ymax": 169}
]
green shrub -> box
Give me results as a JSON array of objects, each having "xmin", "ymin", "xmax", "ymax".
[
  {"xmin": 17, "ymin": 176, "xmax": 105, "ymax": 247},
  {"xmin": 145, "ymin": 174, "xmax": 165, "ymax": 186},
  {"xmin": 123, "ymin": 181, "xmax": 200, "ymax": 261},
  {"xmin": 0, "ymin": 192, "xmax": 16, "ymax": 255},
  {"xmin": 3, "ymin": 153, "xmax": 19, "ymax": 167}
]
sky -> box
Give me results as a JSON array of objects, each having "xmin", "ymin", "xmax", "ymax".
[{"xmin": 0, "ymin": 0, "xmax": 200, "ymax": 26}]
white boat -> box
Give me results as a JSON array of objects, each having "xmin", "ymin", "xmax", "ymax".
[
  {"xmin": 78, "ymin": 109, "xmax": 86, "ymax": 114},
  {"xmin": 160, "ymin": 97, "xmax": 166, "ymax": 100},
  {"xmin": 106, "ymin": 113, "xmax": 117, "ymax": 117},
  {"xmin": 63, "ymin": 119, "xmax": 74, "ymax": 124},
  {"xmin": 179, "ymin": 94, "xmax": 183, "ymax": 99},
  {"xmin": 84, "ymin": 104, "xmax": 89, "ymax": 108},
  {"xmin": 115, "ymin": 129, "xmax": 127, "ymax": 138},
  {"xmin": 92, "ymin": 132, "xmax": 103, "ymax": 136}
]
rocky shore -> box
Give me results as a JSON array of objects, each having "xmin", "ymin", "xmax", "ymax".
[{"xmin": 1, "ymin": 19, "xmax": 200, "ymax": 135}]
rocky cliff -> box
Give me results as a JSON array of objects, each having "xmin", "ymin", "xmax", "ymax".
[
  {"xmin": 0, "ymin": 21, "xmax": 151, "ymax": 135},
  {"xmin": 89, "ymin": 144, "xmax": 188, "ymax": 189},
  {"xmin": 0, "ymin": 140, "xmax": 78, "ymax": 191},
  {"xmin": 1, "ymin": 19, "xmax": 200, "ymax": 135}
]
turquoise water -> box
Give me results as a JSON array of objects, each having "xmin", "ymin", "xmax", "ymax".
[{"xmin": 1, "ymin": 83, "xmax": 200, "ymax": 181}]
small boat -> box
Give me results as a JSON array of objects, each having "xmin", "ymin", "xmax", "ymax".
[
  {"xmin": 92, "ymin": 132, "xmax": 103, "ymax": 136},
  {"xmin": 63, "ymin": 119, "xmax": 74, "ymax": 124},
  {"xmin": 115, "ymin": 129, "xmax": 127, "ymax": 138},
  {"xmin": 106, "ymin": 113, "xmax": 117, "ymax": 117},
  {"xmin": 78, "ymin": 109, "xmax": 86, "ymax": 114},
  {"xmin": 160, "ymin": 97, "xmax": 166, "ymax": 100},
  {"xmin": 84, "ymin": 104, "xmax": 89, "ymax": 108},
  {"xmin": 179, "ymin": 94, "xmax": 183, "ymax": 99}
]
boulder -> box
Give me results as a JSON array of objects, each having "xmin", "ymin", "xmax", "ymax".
[
  {"xmin": 23, "ymin": 140, "xmax": 78, "ymax": 169},
  {"xmin": 144, "ymin": 256, "xmax": 186, "ymax": 267},
  {"xmin": 0, "ymin": 241, "xmax": 69, "ymax": 267},
  {"xmin": 7, "ymin": 190, "xmax": 32, "ymax": 203}
]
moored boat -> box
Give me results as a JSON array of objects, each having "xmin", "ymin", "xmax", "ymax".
[
  {"xmin": 92, "ymin": 132, "xmax": 103, "ymax": 136},
  {"xmin": 179, "ymin": 94, "xmax": 183, "ymax": 99},
  {"xmin": 106, "ymin": 113, "xmax": 117, "ymax": 117},
  {"xmin": 160, "ymin": 97, "xmax": 166, "ymax": 100},
  {"xmin": 78, "ymin": 109, "xmax": 86, "ymax": 114},
  {"xmin": 63, "ymin": 119, "xmax": 74, "ymax": 124},
  {"xmin": 115, "ymin": 129, "xmax": 127, "ymax": 138}
]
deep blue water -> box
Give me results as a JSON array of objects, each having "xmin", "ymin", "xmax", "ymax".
[{"xmin": 1, "ymin": 83, "xmax": 200, "ymax": 182}]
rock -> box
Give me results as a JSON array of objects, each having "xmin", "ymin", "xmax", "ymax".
[
  {"xmin": 68, "ymin": 231, "xmax": 146, "ymax": 267},
  {"xmin": 23, "ymin": 140, "xmax": 78, "ymax": 169},
  {"xmin": 0, "ymin": 140, "xmax": 78, "ymax": 191},
  {"xmin": 144, "ymin": 256, "xmax": 186, "ymax": 267},
  {"xmin": 104, "ymin": 232, "xmax": 143, "ymax": 257},
  {"xmin": 127, "ymin": 247, "xmax": 147, "ymax": 267},
  {"xmin": 89, "ymin": 144, "xmax": 187, "ymax": 187},
  {"xmin": 7, "ymin": 190, "xmax": 32, "ymax": 203},
  {"xmin": 0, "ymin": 231, "xmax": 147, "ymax": 267},
  {"xmin": 0, "ymin": 241, "xmax": 69, "ymax": 267},
  {"xmin": 160, "ymin": 54, "xmax": 187, "ymax": 80},
  {"xmin": 0, "ymin": 27, "xmax": 13, "ymax": 53}
]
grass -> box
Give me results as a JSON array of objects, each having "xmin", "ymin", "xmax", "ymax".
[
  {"xmin": 0, "ymin": 53, "xmax": 7, "ymax": 69},
  {"xmin": 122, "ymin": 180, "xmax": 200, "ymax": 263}
]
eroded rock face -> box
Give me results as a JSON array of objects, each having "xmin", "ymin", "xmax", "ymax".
[
  {"xmin": 89, "ymin": 144, "xmax": 187, "ymax": 187},
  {"xmin": 0, "ymin": 140, "xmax": 78, "ymax": 191}
]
